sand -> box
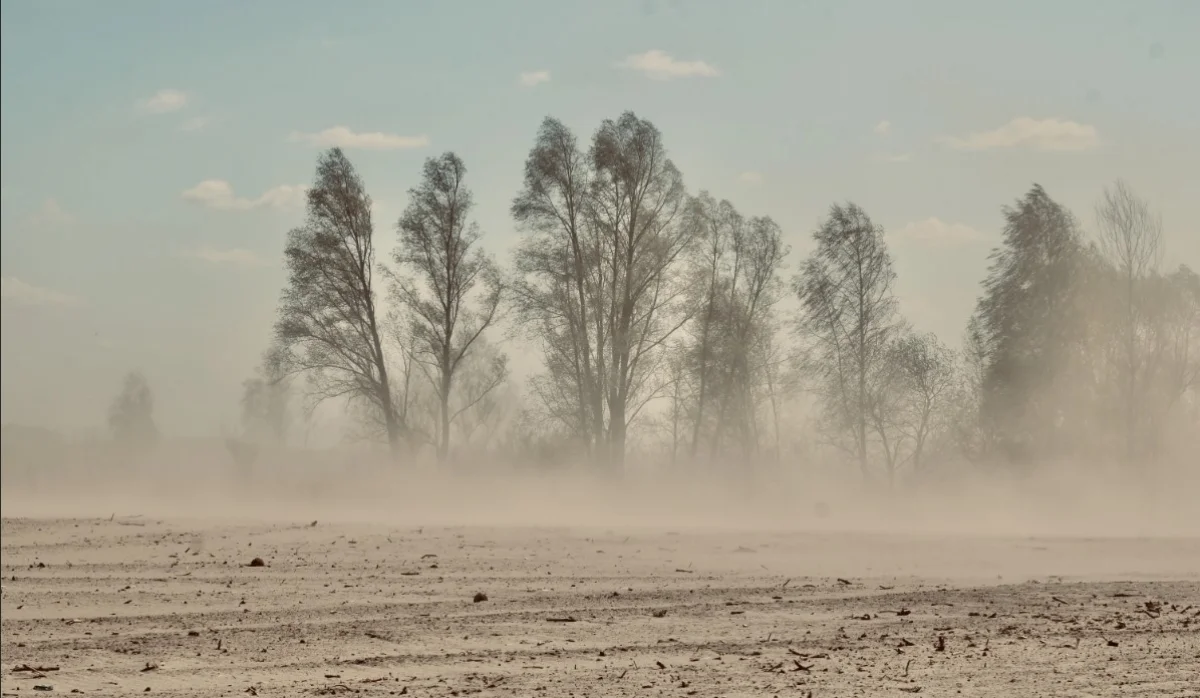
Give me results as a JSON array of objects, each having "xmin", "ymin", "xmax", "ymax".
[{"xmin": 2, "ymin": 515, "xmax": 1198, "ymax": 697}]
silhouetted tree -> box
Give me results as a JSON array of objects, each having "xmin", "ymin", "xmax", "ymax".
[
  {"xmin": 274, "ymin": 148, "xmax": 405, "ymax": 454},
  {"xmin": 972, "ymin": 184, "xmax": 1086, "ymax": 463},
  {"xmin": 794, "ymin": 203, "xmax": 903, "ymax": 482},
  {"xmin": 391, "ymin": 152, "xmax": 505, "ymax": 462}
]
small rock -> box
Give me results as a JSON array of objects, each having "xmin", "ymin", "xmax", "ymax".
[
  {"xmin": 248, "ymin": 557, "xmax": 265, "ymax": 567},
  {"xmin": 473, "ymin": 592, "xmax": 488, "ymax": 603}
]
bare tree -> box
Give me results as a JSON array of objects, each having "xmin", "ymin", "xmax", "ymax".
[
  {"xmin": 511, "ymin": 117, "xmax": 603, "ymax": 453},
  {"xmin": 274, "ymin": 148, "xmax": 404, "ymax": 454},
  {"xmin": 392, "ymin": 152, "xmax": 505, "ymax": 462},
  {"xmin": 108, "ymin": 370, "xmax": 159, "ymax": 454},
  {"xmin": 794, "ymin": 203, "xmax": 903, "ymax": 483},
  {"xmin": 1095, "ymin": 180, "xmax": 1164, "ymax": 462},
  {"xmin": 240, "ymin": 347, "xmax": 292, "ymax": 446},
  {"xmin": 511, "ymin": 112, "xmax": 694, "ymax": 470},
  {"xmin": 890, "ymin": 332, "xmax": 957, "ymax": 474},
  {"xmin": 588, "ymin": 112, "xmax": 693, "ymax": 469}
]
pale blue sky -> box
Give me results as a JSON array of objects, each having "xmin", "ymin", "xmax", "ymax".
[{"xmin": 2, "ymin": 0, "xmax": 1197, "ymax": 435}]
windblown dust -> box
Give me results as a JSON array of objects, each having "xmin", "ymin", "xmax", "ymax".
[{"xmin": 2, "ymin": 462, "xmax": 1198, "ymax": 696}]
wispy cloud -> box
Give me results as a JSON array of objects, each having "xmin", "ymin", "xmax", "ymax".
[
  {"xmin": 180, "ymin": 116, "xmax": 211, "ymax": 132},
  {"xmin": 738, "ymin": 171, "xmax": 764, "ymax": 185},
  {"xmin": 874, "ymin": 120, "xmax": 892, "ymax": 136},
  {"xmin": 289, "ymin": 126, "xmax": 429, "ymax": 151},
  {"xmin": 894, "ymin": 217, "xmax": 988, "ymax": 247},
  {"xmin": 27, "ymin": 198, "xmax": 75, "ymax": 226},
  {"xmin": 137, "ymin": 89, "xmax": 189, "ymax": 115},
  {"xmin": 1, "ymin": 277, "xmax": 82, "ymax": 307},
  {"xmin": 181, "ymin": 180, "xmax": 307, "ymax": 212},
  {"xmin": 939, "ymin": 117, "xmax": 1099, "ymax": 152},
  {"xmin": 519, "ymin": 70, "xmax": 551, "ymax": 88},
  {"xmin": 183, "ymin": 246, "xmax": 265, "ymax": 267},
  {"xmin": 616, "ymin": 50, "xmax": 720, "ymax": 80}
]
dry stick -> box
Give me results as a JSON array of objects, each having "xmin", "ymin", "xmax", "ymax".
[{"xmin": 904, "ymin": 659, "xmax": 913, "ymax": 677}]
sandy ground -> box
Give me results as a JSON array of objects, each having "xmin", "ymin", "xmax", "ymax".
[{"xmin": 2, "ymin": 517, "xmax": 1199, "ymax": 697}]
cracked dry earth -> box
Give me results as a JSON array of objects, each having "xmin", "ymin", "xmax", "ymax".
[{"xmin": 2, "ymin": 517, "xmax": 1199, "ymax": 697}]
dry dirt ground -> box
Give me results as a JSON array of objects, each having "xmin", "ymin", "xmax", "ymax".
[{"xmin": 2, "ymin": 517, "xmax": 1198, "ymax": 697}]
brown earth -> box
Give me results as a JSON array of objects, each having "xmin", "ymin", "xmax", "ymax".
[{"xmin": 2, "ymin": 517, "xmax": 1198, "ymax": 697}]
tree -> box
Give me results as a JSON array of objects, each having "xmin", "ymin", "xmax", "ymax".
[
  {"xmin": 1094, "ymin": 180, "xmax": 1163, "ymax": 462},
  {"xmin": 794, "ymin": 202, "xmax": 903, "ymax": 482},
  {"xmin": 274, "ymin": 148, "xmax": 405, "ymax": 454},
  {"xmin": 240, "ymin": 348, "xmax": 291, "ymax": 445},
  {"xmin": 511, "ymin": 112, "xmax": 694, "ymax": 470},
  {"xmin": 678, "ymin": 194, "xmax": 788, "ymax": 462},
  {"xmin": 511, "ymin": 117, "xmax": 603, "ymax": 453},
  {"xmin": 888, "ymin": 332, "xmax": 957, "ymax": 475},
  {"xmin": 392, "ymin": 152, "xmax": 505, "ymax": 462},
  {"xmin": 108, "ymin": 371, "xmax": 158, "ymax": 453},
  {"xmin": 972, "ymin": 184, "xmax": 1086, "ymax": 463},
  {"xmin": 588, "ymin": 112, "xmax": 693, "ymax": 469}
]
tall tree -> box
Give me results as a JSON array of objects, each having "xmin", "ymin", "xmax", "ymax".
[
  {"xmin": 972, "ymin": 184, "xmax": 1086, "ymax": 463},
  {"xmin": 392, "ymin": 152, "xmax": 505, "ymax": 462},
  {"xmin": 274, "ymin": 148, "xmax": 404, "ymax": 454},
  {"xmin": 794, "ymin": 203, "xmax": 903, "ymax": 482},
  {"xmin": 511, "ymin": 112, "xmax": 694, "ymax": 470},
  {"xmin": 511, "ymin": 117, "xmax": 603, "ymax": 453},
  {"xmin": 108, "ymin": 370, "xmax": 159, "ymax": 453},
  {"xmin": 588, "ymin": 112, "xmax": 692, "ymax": 469},
  {"xmin": 679, "ymin": 194, "xmax": 788, "ymax": 461},
  {"xmin": 1094, "ymin": 180, "xmax": 1163, "ymax": 462}
]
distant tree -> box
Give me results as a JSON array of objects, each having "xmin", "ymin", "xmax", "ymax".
[
  {"xmin": 108, "ymin": 371, "xmax": 159, "ymax": 453},
  {"xmin": 678, "ymin": 193, "xmax": 788, "ymax": 462},
  {"xmin": 1094, "ymin": 180, "xmax": 1164, "ymax": 462},
  {"xmin": 240, "ymin": 347, "xmax": 292, "ymax": 445},
  {"xmin": 971, "ymin": 184, "xmax": 1086, "ymax": 463},
  {"xmin": 274, "ymin": 148, "xmax": 406, "ymax": 455},
  {"xmin": 391, "ymin": 152, "xmax": 506, "ymax": 462},
  {"xmin": 794, "ymin": 203, "xmax": 904, "ymax": 482}
]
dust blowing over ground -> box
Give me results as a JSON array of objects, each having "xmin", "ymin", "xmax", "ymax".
[{"xmin": 4, "ymin": 113, "xmax": 1199, "ymax": 535}]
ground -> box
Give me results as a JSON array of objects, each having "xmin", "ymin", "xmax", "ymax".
[{"xmin": 2, "ymin": 517, "xmax": 1198, "ymax": 697}]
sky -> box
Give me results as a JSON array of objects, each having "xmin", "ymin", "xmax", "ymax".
[{"xmin": 2, "ymin": 0, "xmax": 1198, "ymax": 437}]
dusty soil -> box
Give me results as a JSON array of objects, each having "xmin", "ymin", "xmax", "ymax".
[{"xmin": 2, "ymin": 517, "xmax": 1198, "ymax": 697}]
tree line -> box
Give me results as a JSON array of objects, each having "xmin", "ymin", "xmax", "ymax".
[{"xmin": 108, "ymin": 111, "xmax": 1199, "ymax": 483}]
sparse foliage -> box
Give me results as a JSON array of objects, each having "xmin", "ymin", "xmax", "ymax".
[
  {"xmin": 274, "ymin": 148, "xmax": 407, "ymax": 455},
  {"xmin": 391, "ymin": 152, "xmax": 506, "ymax": 462}
]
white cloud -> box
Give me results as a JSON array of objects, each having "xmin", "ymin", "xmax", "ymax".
[
  {"xmin": 1, "ymin": 277, "xmax": 82, "ymax": 307},
  {"xmin": 874, "ymin": 120, "xmax": 891, "ymax": 135},
  {"xmin": 181, "ymin": 180, "xmax": 307, "ymax": 212},
  {"xmin": 519, "ymin": 70, "xmax": 551, "ymax": 88},
  {"xmin": 939, "ymin": 117, "xmax": 1099, "ymax": 152},
  {"xmin": 27, "ymin": 198, "xmax": 75, "ymax": 226},
  {"xmin": 616, "ymin": 50, "xmax": 720, "ymax": 80},
  {"xmin": 738, "ymin": 171, "xmax": 764, "ymax": 185},
  {"xmin": 183, "ymin": 247, "xmax": 265, "ymax": 267},
  {"xmin": 180, "ymin": 116, "xmax": 211, "ymax": 132},
  {"xmin": 289, "ymin": 126, "xmax": 429, "ymax": 151},
  {"xmin": 137, "ymin": 89, "xmax": 189, "ymax": 115},
  {"xmin": 894, "ymin": 217, "xmax": 987, "ymax": 247}
]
